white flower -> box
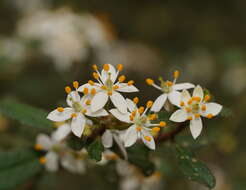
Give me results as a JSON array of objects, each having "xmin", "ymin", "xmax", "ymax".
[
  {"xmin": 110, "ymin": 98, "xmax": 167, "ymax": 150},
  {"xmin": 47, "ymin": 86, "xmax": 108, "ymax": 138},
  {"xmin": 146, "ymin": 70, "xmax": 195, "ymax": 112},
  {"xmin": 77, "ymin": 64, "xmax": 139, "ymax": 113},
  {"xmin": 169, "ymin": 85, "xmax": 223, "ymax": 139}
]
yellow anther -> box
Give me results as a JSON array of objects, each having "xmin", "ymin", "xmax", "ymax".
[
  {"xmin": 204, "ymin": 95, "xmax": 211, "ymax": 102},
  {"xmin": 192, "ymin": 96, "xmax": 201, "ymax": 102},
  {"xmin": 117, "ymin": 64, "xmax": 123, "ymax": 71},
  {"xmin": 127, "ymin": 80, "xmax": 134, "ymax": 86},
  {"xmin": 71, "ymin": 113, "xmax": 77, "ymax": 118},
  {"xmin": 57, "ymin": 107, "xmax": 64, "ymax": 112},
  {"xmin": 82, "ymin": 109, "xmax": 87, "ymax": 114},
  {"xmin": 188, "ymin": 99, "xmax": 193, "ymax": 105},
  {"xmin": 152, "ymin": 127, "xmax": 160, "ymax": 133},
  {"xmin": 165, "ymin": 81, "xmax": 173, "ymax": 87},
  {"xmin": 73, "ymin": 81, "xmax": 79, "ymax": 89},
  {"xmin": 118, "ymin": 75, "xmax": 126, "ymax": 83},
  {"xmin": 103, "ymin": 64, "xmax": 110, "ymax": 71},
  {"xmin": 107, "ymin": 91, "xmax": 113, "ymax": 96},
  {"xmin": 65, "ymin": 86, "xmax": 72, "ymax": 94},
  {"xmin": 131, "ymin": 110, "xmax": 137, "ymax": 117},
  {"xmin": 136, "ymin": 126, "xmax": 142, "ymax": 131},
  {"xmin": 130, "ymin": 115, "xmax": 134, "ymax": 121},
  {"xmin": 180, "ymin": 101, "xmax": 185, "ymax": 107},
  {"xmin": 101, "ymin": 85, "xmax": 107, "ymax": 90},
  {"xmin": 206, "ymin": 114, "xmax": 213, "ymax": 119},
  {"xmin": 174, "ymin": 70, "xmax": 180, "ymax": 79},
  {"xmin": 85, "ymin": 100, "xmax": 91, "ymax": 105},
  {"xmin": 194, "ymin": 113, "xmax": 200, "ymax": 118},
  {"xmin": 146, "ymin": 78, "xmax": 154, "ymax": 85},
  {"xmin": 34, "ymin": 144, "xmax": 43, "ymax": 151},
  {"xmin": 83, "ymin": 87, "xmax": 89, "ymax": 95},
  {"xmin": 159, "ymin": 121, "xmax": 167, "ymax": 127},
  {"xmin": 144, "ymin": 136, "xmax": 152, "ymax": 142},
  {"xmin": 201, "ymin": 105, "xmax": 206, "ymax": 111},
  {"xmin": 113, "ymin": 85, "xmax": 119, "ymax": 90},
  {"xmin": 93, "ymin": 72, "xmax": 99, "ymax": 79},
  {"xmin": 92, "ymin": 64, "xmax": 98, "ymax": 70},
  {"xmin": 149, "ymin": 114, "xmax": 157, "ymax": 120},
  {"xmin": 146, "ymin": 101, "xmax": 153, "ymax": 108},
  {"xmin": 185, "ymin": 107, "xmax": 192, "ymax": 113},
  {"xmin": 187, "ymin": 116, "xmax": 193, "ymax": 121},
  {"xmin": 133, "ymin": 97, "xmax": 139, "ymax": 104},
  {"xmin": 88, "ymin": 80, "xmax": 95, "ymax": 86},
  {"xmin": 39, "ymin": 157, "xmax": 46, "ymax": 164},
  {"xmin": 91, "ymin": 88, "xmax": 97, "ymax": 95},
  {"xmin": 138, "ymin": 106, "xmax": 145, "ymax": 114}
]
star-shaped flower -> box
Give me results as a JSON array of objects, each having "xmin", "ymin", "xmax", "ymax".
[
  {"xmin": 169, "ymin": 85, "xmax": 223, "ymax": 139},
  {"xmin": 146, "ymin": 70, "xmax": 194, "ymax": 112},
  {"xmin": 77, "ymin": 64, "xmax": 139, "ymax": 113}
]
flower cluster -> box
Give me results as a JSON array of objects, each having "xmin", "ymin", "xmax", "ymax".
[{"xmin": 37, "ymin": 64, "xmax": 222, "ymax": 172}]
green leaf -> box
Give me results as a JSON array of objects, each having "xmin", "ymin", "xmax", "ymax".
[
  {"xmin": 176, "ymin": 145, "xmax": 216, "ymax": 189},
  {"xmin": 0, "ymin": 98, "xmax": 53, "ymax": 132},
  {"xmin": 87, "ymin": 138, "xmax": 104, "ymax": 162},
  {"xmin": 128, "ymin": 144, "xmax": 155, "ymax": 176},
  {"xmin": 0, "ymin": 149, "xmax": 43, "ymax": 189},
  {"xmin": 67, "ymin": 136, "xmax": 85, "ymax": 151}
]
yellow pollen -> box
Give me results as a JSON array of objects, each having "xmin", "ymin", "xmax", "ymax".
[
  {"xmin": 82, "ymin": 109, "xmax": 87, "ymax": 114},
  {"xmin": 133, "ymin": 97, "xmax": 139, "ymax": 104},
  {"xmin": 93, "ymin": 72, "xmax": 99, "ymax": 79},
  {"xmin": 201, "ymin": 105, "xmax": 206, "ymax": 111},
  {"xmin": 174, "ymin": 70, "xmax": 180, "ymax": 79},
  {"xmin": 57, "ymin": 107, "xmax": 64, "ymax": 112},
  {"xmin": 138, "ymin": 106, "xmax": 145, "ymax": 114},
  {"xmin": 144, "ymin": 136, "xmax": 152, "ymax": 142},
  {"xmin": 39, "ymin": 157, "xmax": 46, "ymax": 164},
  {"xmin": 88, "ymin": 80, "xmax": 95, "ymax": 86},
  {"xmin": 192, "ymin": 96, "xmax": 201, "ymax": 102},
  {"xmin": 103, "ymin": 64, "xmax": 110, "ymax": 71},
  {"xmin": 83, "ymin": 88, "xmax": 89, "ymax": 95},
  {"xmin": 65, "ymin": 86, "xmax": 72, "ymax": 94},
  {"xmin": 149, "ymin": 114, "xmax": 157, "ymax": 120},
  {"xmin": 146, "ymin": 100, "xmax": 153, "ymax": 108},
  {"xmin": 195, "ymin": 113, "xmax": 200, "ymax": 118},
  {"xmin": 180, "ymin": 101, "xmax": 185, "ymax": 107},
  {"xmin": 107, "ymin": 91, "xmax": 113, "ymax": 96},
  {"xmin": 185, "ymin": 107, "xmax": 192, "ymax": 113},
  {"xmin": 204, "ymin": 95, "xmax": 211, "ymax": 102},
  {"xmin": 159, "ymin": 121, "xmax": 167, "ymax": 127},
  {"xmin": 101, "ymin": 85, "xmax": 107, "ymax": 90},
  {"xmin": 206, "ymin": 114, "xmax": 213, "ymax": 119},
  {"xmin": 188, "ymin": 99, "xmax": 193, "ymax": 105},
  {"xmin": 92, "ymin": 64, "xmax": 98, "ymax": 71},
  {"xmin": 34, "ymin": 144, "xmax": 43, "ymax": 151},
  {"xmin": 146, "ymin": 78, "xmax": 154, "ymax": 85},
  {"xmin": 187, "ymin": 116, "xmax": 193, "ymax": 121},
  {"xmin": 91, "ymin": 88, "xmax": 97, "ymax": 95},
  {"xmin": 136, "ymin": 126, "xmax": 142, "ymax": 131},
  {"xmin": 118, "ymin": 75, "xmax": 126, "ymax": 83},
  {"xmin": 117, "ymin": 64, "xmax": 123, "ymax": 71},
  {"xmin": 73, "ymin": 81, "xmax": 79, "ymax": 89},
  {"xmin": 152, "ymin": 127, "xmax": 160, "ymax": 133},
  {"xmin": 131, "ymin": 111, "xmax": 136, "ymax": 117},
  {"xmin": 165, "ymin": 81, "xmax": 173, "ymax": 87},
  {"xmin": 130, "ymin": 115, "xmax": 134, "ymax": 121},
  {"xmin": 127, "ymin": 80, "xmax": 134, "ymax": 86},
  {"xmin": 85, "ymin": 100, "xmax": 91, "ymax": 105},
  {"xmin": 113, "ymin": 85, "xmax": 119, "ymax": 90},
  {"xmin": 71, "ymin": 113, "xmax": 77, "ymax": 118}
]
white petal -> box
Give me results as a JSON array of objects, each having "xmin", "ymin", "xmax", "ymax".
[
  {"xmin": 37, "ymin": 134, "xmax": 52, "ymax": 151},
  {"xmin": 126, "ymin": 98, "xmax": 137, "ymax": 112},
  {"xmin": 141, "ymin": 129, "xmax": 155, "ymax": 150},
  {"xmin": 201, "ymin": 103, "xmax": 223, "ymax": 117},
  {"xmin": 170, "ymin": 109, "xmax": 188, "ymax": 122},
  {"xmin": 151, "ymin": 94, "xmax": 167, "ymax": 112},
  {"xmin": 101, "ymin": 64, "xmax": 117, "ymax": 83},
  {"xmin": 91, "ymin": 91, "xmax": 109, "ymax": 112},
  {"xmin": 47, "ymin": 108, "xmax": 73, "ymax": 122},
  {"xmin": 168, "ymin": 90, "xmax": 181, "ymax": 106},
  {"xmin": 86, "ymin": 108, "xmax": 108, "ymax": 117},
  {"xmin": 173, "ymin": 83, "xmax": 195, "ymax": 90},
  {"xmin": 113, "ymin": 133, "xmax": 128, "ymax": 159},
  {"xmin": 181, "ymin": 89, "xmax": 191, "ymax": 103},
  {"xmin": 71, "ymin": 114, "xmax": 86, "ymax": 137},
  {"xmin": 101, "ymin": 130, "xmax": 113, "ymax": 148},
  {"xmin": 110, "ymin": 109, "xmax": 130, "ymax": 123},
  {"xmin": 51, "ymin": 124, "xmax": 71, "ymax": 142},
  {"xmin": 190, "ymin": 117, "xmax": 203, "ymax": 139},
  {"xmin": 124, "ymin": 125, "xmax": 138, "ymax": 147},
  {"xmin": 66, "ymin": 91, "xmax": 80, "ymax": 107},
  {"xmin": 77, "ymin": 83, "xmax": 91, "ymax": 92},
  {"xmin": 193, "ymin": 85, "xmax": 204, "ymax": 100},
  {"xmin": 61, "ymin": 154, "xmax": 85, "ymax": 174},
  {"xmin": 117, "ymin": 83, "xmax": 139, "ymax": 92},
  {"xmin": 45, "ymin": 151, "xmax": 59, "ymax": 172},
  {"xmin": 110, "ymin": 91, "xmax": 127, "ymax": 113}
]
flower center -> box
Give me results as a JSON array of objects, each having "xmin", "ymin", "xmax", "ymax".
[
  {"xmin": 160, "ymin": 80, "xmax": 173, "ymax": 93},
  {"xmin": 72, "ymin": 102, "xmax": 83, "ymax": 112}
]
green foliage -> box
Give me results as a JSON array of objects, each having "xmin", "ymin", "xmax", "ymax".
[
  {"xmin": 87, "ymin": 138, "xmax": 104, "ymax": 162},
  {"xmin": 0, "ymin": 149, "xmax": 43, "ymax": 189},
  {"xmin": 220, "ymin": 107, "xmax": 233, "ymax": 118},
  {"xmin": 175, "ymin": 145, "xmax": 216, "ymax": 189},
  {"xmin": 0, "ymin": 98, "xmax": 53, "ymax": 132},
  {"xmin": 67, "ymin": 136, "xmax": 85, "ymax": 151}
]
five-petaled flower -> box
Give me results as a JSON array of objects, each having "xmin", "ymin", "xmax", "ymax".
[
  {"xmin": 169, "ymin": 85, "xmax": 222, "ymax": 139},
  {"xmin": 77, "ymin": 64, "xmax": 139, "ymax": 113},
  {"xmin": 146, "ymin": 70, "xmax": 194, "ymax": 112}
]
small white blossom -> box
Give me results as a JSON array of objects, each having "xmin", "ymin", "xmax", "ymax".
[
  {"xmin": 169, "ymin": 85, "xmax": 222, "ymax": 139},
  {"xmin": 146, "ymin": 70, "xmax": 194, "ymax": 112},
  {"xmin": 77, "ymin": 64, "xmax": 138, "ymax": 114}
]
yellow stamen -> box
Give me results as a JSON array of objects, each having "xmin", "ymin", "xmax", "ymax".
[
  {"xmin": 180, "ymin": 101, "xmax": 185, "ymax": 107},
  {"xmin": 92, "ymin": 64, "xmax": 98, "ymax": 71},
  {"xmin": 85, "ymin": 100, "xmax": 91, "ymax": 105},
  {"xmin": 101, "ymin": 85, "xmax": 107, "ymax": 90},
  {"xmin": 65, "ymin": 86, "xmax": 71, "ymax": 94},
  {"xmin": 204, "ymin": 95, "xmax": 211, "ymax": 102},
  {"xmin": 127, "ymin": 80, "xmax": 134, "ymax": 86},
  {"xmin": 144, "ymin": 136, "xmax": 152, "ymax": 142},
  {"xmin": 34, "ymin": 144, "xmax": 43, "ymax": 151},
  {"xmin": 188, "ymin": 99, "xmax": 193, "ymax": 105},
  {"xmin": 113, "ymin": 85, "xmax": 119, "ymax": 90},
  {"xmin": 159, "ymin": 121, "xmax": 166, "ymax": 127},
  {"xmin": 131, "ymin": 110, "xmax": 137, "ymax": 117},
  {"xmin": 117, "ymin": 64, "xmax": 123, "ymax": 71},
  {"xmin": 146, "ymin": 78, "xmax": 154, "ymax": 85},
  {"xmin": 185, "ymin": 107, "xmax": 192, "ymax": 112},
  {"xmin": 146, "ymin": 101, "xmax": 153, "ymax": 108},
  {"xmin": 107, "ymin": 91, "xmax": 112, "ymax": 96},
  {"xmin": 118, "ymin": 75, "xmax": 126, "ymax": 83},
  {"xmin": 57, "ymin": 107, "xmax": 64, "ymax": 112},
  {"xmin": 133, "ymin": 97, "xmax": 139, "ymax": 104},
  {"xmin": 187, "ymin": 116, "xmax": 193, "ymax": 120},
  {"xmin": 136, "ymin": 126, "xmax": 142, "ymax": 131},
  {"xmin": 82, "ymin": 109, "xmax": 87, "ymax": 114},
  {"xmin": 165, "ymin": 81, "xmax": 173, "ymax": 87},
  {"xmin": 206, "ymin": 114, "xmax": 213, "ymax": 119},
  {"xmin": 192, "ymin": 96, "xmax": 201, "ymax": 102},
  {"xmin": 73, "ymin": 81, "xmax": 79, "ymax": 89},
  {"xmin": 39, "ymin": 157, "xmax": 46, "ymax": 164},
  {"xmin": 103, "ymin": 64, "xmax": 110, "ymax": 71},
  {"xmin": 174, "ymin": 70, "xmax": 180, "ymax": 79},
  {"xmin": 88, "ymin": 80, "xmax": 94, "ymax": 86},
  {"xmin": 83, "ymin": 87, "xmax": 89, "ymax": 95},
  {"xmin": 195, "ymin": 113, "xmax": 200, "ymax": 118},
  {"xmin": 138, "ymin": 106, "xmax": 145, "ymax": 114},
  {"xmin": 201, "ymin": 105, "xmax": 206, "ymax": 111},
  {"xmin": 93, "ymin": 72, "xmax": 99, "ymax": 79},
  {"xmin": 130, "ymin": 115, "xmax": 134, "ymax": 121},
  {"xmin": 152, "ymin": 127, "xmax": 160, "ymax": 133},
  {"xmin": 149, "ymin": 114, "xmax": 157, "ymax": 120},
  {"xmin": 91, "ymin": 88, "xmax": 97, "ymax": 95},
  {"xmin": 71, "ymin": 113, "xmax": 77, "ymax": 118}
]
